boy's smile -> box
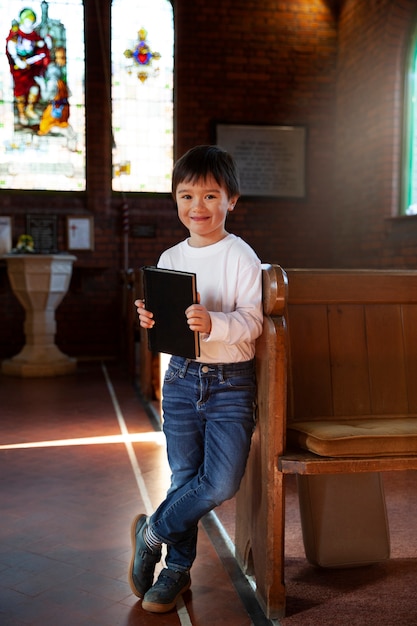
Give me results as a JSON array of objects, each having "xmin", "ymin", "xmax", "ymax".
[{"xmin": 175, "ymin": 175, "xmax": 238, "ymax": 247}]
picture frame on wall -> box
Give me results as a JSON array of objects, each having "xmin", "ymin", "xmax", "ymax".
[
  {"xmin": 216, "ymin": 123, "xmax": 307, "ymax": 198},
  {"xmin": 26, "ymin": 214, "xmax": 58, "ymax": 253},
  {"xmin": 67, "ymin": 216, "xmax": 94, "ymax": 251},
  {"xmin": 0, "ymin": 216, "xmax": 12, "ymax": 254}
]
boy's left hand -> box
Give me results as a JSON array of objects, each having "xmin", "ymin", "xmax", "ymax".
[{"xmin": 185, "ymin": 303, "xmax": 212, "ymax": 334}]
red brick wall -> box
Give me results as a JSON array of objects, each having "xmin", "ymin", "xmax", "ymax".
[
  {"xmin": 174, "ymin": 0, "xmax": 338, "ymax": 269},
  {"xmin": 1, "ymin": 0, "xmax": 416, "ymax": 360}
]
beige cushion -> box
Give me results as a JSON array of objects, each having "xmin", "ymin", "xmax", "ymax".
[{"xmin": 287, "ymin": 417, "xmax": 417, "ymax": 457}]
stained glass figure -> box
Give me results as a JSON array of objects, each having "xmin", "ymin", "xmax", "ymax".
[{"xmin": 0, "ymin": 1, "xmax": 85, "ymax": 191}]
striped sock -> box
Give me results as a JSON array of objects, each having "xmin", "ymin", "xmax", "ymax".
[{"xmin": 144, "ymin": 525, "xmax": 162, "ymax": 552}]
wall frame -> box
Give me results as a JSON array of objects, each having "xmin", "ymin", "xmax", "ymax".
[
  {"xmin": 27, "ymin": 214, "xmax": 58, "ymax": 253},
  {"xmin": 0, "ymin": 216, "xmax": 12, "ymax": 254},
  {"xmin": 216, "ymin": 123, "xmax": 306, "ymax": 198},
  {"xmin": 66, "ymin": 216, "xmax": 94, "ymax": 251}
]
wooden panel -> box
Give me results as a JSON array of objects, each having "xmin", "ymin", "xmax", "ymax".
[
  {"xmin": 235, "ymin": 313, "xmax": 287, "ymax": 619},
  {"xmin": 286, "ymin": 269, "xmax": 417, "ymax": 305},
  {"xmin": 327, "ymin": 304, "xmax": 371, "ymax": 416},
  {"xmin": 365, "ymin": 305, "xmax": 408, "ymax": 415},
  {"xmin": 402, "ymin": 304, "xmax": 417, "ymax": 412},
  {"xmin": 287, "ymin": 304, "xmax": 333, "ymax": 420}
]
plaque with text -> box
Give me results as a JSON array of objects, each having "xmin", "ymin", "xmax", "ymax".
[
  {"xmin": 26, "ymin": 215, "xmax": 58, "ymax": 254},
  {"xmin": 216, "ymin": 124, "xmax": 306, "ymax": 198}
]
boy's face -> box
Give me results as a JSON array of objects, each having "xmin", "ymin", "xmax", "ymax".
[{"xmin": 175, "ymin": 175, "xmax": 238, "ymax": 247}]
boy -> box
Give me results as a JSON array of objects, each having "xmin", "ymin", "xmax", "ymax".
[{"xmin": 130, "ymin": 145, "xmax": 263, "ymax": 613}]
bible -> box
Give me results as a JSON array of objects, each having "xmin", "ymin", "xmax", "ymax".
[{"xmin": 142, "ymin": 266, "xmax": 200, "ymax": 359}]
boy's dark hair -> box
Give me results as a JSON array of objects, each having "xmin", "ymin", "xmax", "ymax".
[{"xmin": 172, "ymin": 145, "xmax": 240, "ymax": 199}]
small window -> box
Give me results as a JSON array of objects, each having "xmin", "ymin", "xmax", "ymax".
[
  {"xmin": 0, "ymin": 0, "xmax": 85, "ymax": 191},
  {"xmin": 111, "ymin": 0, "xmax": 173, "ymax": 193},
  {"xmin": 402, "ymin": 21, "xmax": 417, "ymax": 215}
]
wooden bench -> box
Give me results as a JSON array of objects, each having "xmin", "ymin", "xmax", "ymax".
[{"xmin": 235, "ymin": 265, "xmax": 417, "ymax": 619}]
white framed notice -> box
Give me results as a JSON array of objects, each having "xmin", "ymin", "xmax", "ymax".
[
  {"xmin": 67, "ymin": 216, "xmax": 94, "ymax": 251},
  {"xmin": 0, "ymin": 216, "xmax": 12, "ymax": 254},
  {"xmin": 216, "ymin": 124, "xmax": 306, "ymax": 198}
]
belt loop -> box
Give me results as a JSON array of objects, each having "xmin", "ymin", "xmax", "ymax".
[
  {"xmin": 178, "ymin": 358, "xmax": 191, "ymax": 378},
  {"xmin": 218, "ymin": 363, "xmax": 225, "ymax": 383}
]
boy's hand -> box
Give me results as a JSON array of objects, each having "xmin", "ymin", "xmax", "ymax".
[
  {"xmin": 134, "ymin": 299, "xmax": 155, "ymax": 329},
  {"xmin": 186, "ymin": 303, "xmax": 212, "ymax": 334}
]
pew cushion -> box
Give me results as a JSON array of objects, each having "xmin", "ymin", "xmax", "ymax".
[{"xmin": 287, "ymin": 417, "xmax": 417, "ymax": 457}]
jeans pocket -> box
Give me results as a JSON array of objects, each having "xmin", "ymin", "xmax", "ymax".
[
  {"xmin": 163, "ymin": 363, "xmax": 182, "ymax": 384},
  {"xmin": 225, "ymin": 373, "xmax": 256, "ymax": 392}
]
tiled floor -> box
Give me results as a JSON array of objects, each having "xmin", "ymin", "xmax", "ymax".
[
  {"xmin": 0, "ymin": 361, "xmax": 272, "ymax": 626},
  {"xmin": 3, "ymin": 361, "xmax": 417, "ymax": 626}
]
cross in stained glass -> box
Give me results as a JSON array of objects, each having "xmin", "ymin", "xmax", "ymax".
[{"xmin": 124, "ymin": 27, "xmax": 161, "ymax": 83}]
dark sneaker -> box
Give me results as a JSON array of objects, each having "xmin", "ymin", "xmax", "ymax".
[
  {"xmin": 142, "ymin": 567, "xmax": 191, "ymax": 613},
  {"xmin": 128, "ymin": 513, "xmax": 161, "ymax": 598}
]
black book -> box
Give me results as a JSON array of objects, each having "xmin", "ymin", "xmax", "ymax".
[{"xmin": 142, "ymin": 266, "xmax": 200, "ymax": 359}]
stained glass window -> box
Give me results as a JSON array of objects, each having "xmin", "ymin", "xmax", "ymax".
[
  {"xmin": 111, "ymin": 0, "xmax": 173, "ymax": 193},
  {"xmin": 0, "ymin": 0, "xmax": 85, "ymax": 191}
]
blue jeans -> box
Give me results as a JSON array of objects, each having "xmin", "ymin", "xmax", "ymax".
[{"xmin": 149, "ymin": 356, "xmax": 257, "ymax": 572}]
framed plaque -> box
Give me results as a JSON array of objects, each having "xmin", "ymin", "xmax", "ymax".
[
  {"xmin": 216, "ymin": 124, "xmax": 307, "ymax": 198},
  {"xmin": 26, "ymin": 214, "xmax": 58, "ymax": 253},
  {"xmin": 67, "ymin": 216, "xmax": 94, "ymax": 251}
]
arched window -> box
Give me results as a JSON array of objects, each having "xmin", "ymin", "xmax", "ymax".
[
  {"xmin": 403, "ymin": 21, "xmax": 417, "ymax": 215},
  {"xmin": 0, "ymin": 0, "xmax": 85, "ymax": 191},
  {"xmin": 111, "ymin": 0, "xmax": 173, "ymax": 193}
]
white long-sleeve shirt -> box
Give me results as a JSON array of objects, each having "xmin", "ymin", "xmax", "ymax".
[{"xmin": 157, "ymin": 233, "xmax": 263, "ymax": 363}]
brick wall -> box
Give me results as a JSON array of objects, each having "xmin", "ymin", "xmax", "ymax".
[
  {"xmin": 0, "ymin": 0, "xmax": 416, "ymax": 360},
  {"xmin": 333, "ymin": 0, "xmax": 417, "ymax": 267}
]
